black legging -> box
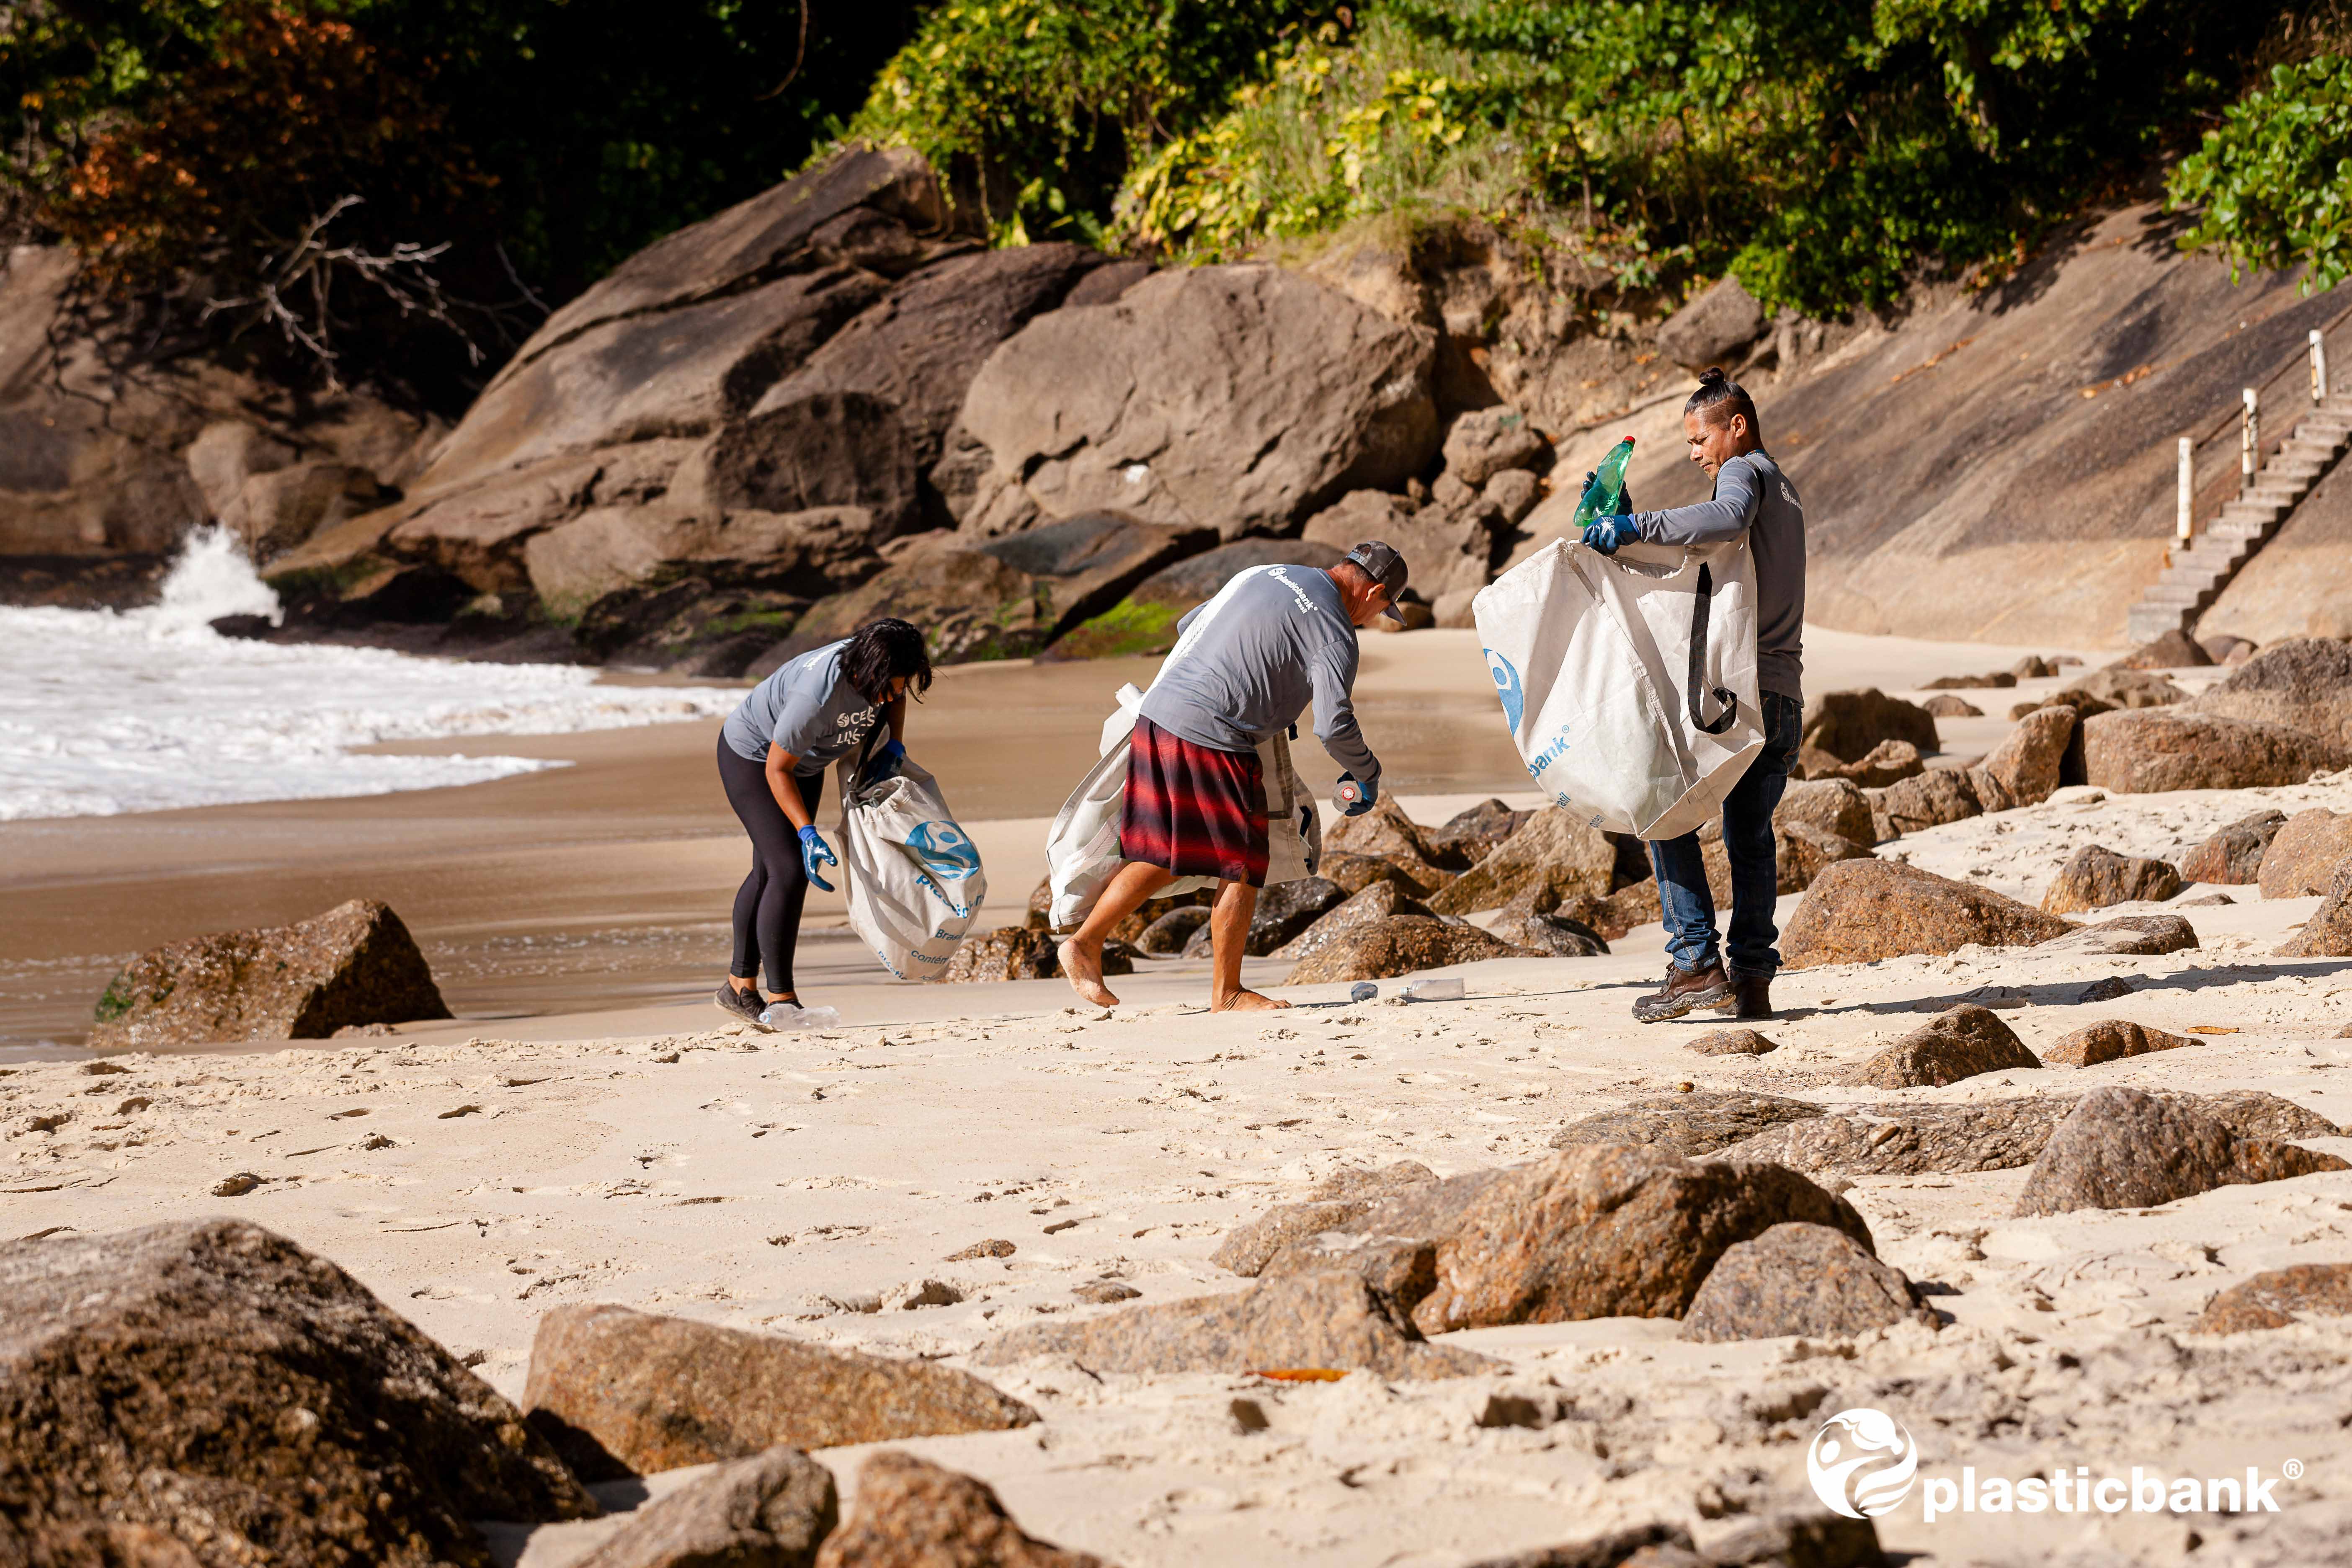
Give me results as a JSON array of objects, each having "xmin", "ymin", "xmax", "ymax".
[{"xmin": 717, "ymin": 735, "xmax": 825, "ymax": 996}]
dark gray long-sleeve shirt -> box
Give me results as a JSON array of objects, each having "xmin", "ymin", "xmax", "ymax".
[
  {"xmin": 1137, "ymin": 564, "xmax": 1381, "ymax": 793},
  {"xmin": 1629, "ymin": 450, "xmax": 1806, "ymax": 701}
]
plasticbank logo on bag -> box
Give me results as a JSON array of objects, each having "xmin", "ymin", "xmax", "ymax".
[
  {"xmin": 1807, "ymin": 1407, "xmax": 2293, "ymax": 1524},
  {"xmin": 908, "ymin": 822, "xmax": 981, "ymax": 880},
  {"xmin": 1483, "ymin": 648, "xmax": 1524, "ymax": 731}
]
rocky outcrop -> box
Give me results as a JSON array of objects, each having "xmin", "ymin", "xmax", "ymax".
[
  {"xmin": 1548, "ymin": 1091, "xmax": 1824, "ymax": 1158},
  {"xmin": 1679, "ymin": 1223, "xmax": 1937, "ymax": 1341},
  {"xmin": 1300, "ymin": 487, "xmax": 1500, "ymax": 604},
  {"xmin": 2079, "ymin": 709, "xmax": 2349, "ymax": 793},
  {"xmin": 973, "ymin": 1271, "xmax": 1494, "ymax": 1380},
  {"xmin": 1279, "ymin": 916, "xmax": 1528, "ymax": 983},
  {"xmin": 89, "ymin": 898, "xmax": 448, "ymax": 1049},
  {"xmin": 2258, "ymin": 810, "xmax": 2352, "ymax": 898},
  {"xmin": 2188, "ymin": 636, "xmax": 2352, "ymax": 747},
  {"xmin": 815, "ymin": 1452, "xmax": 1110, "ymax": 1568},
  {"xmin": 1870, "ymin": 769, "xmax": 1982, "ymax": 836},
  {"xmin": 2277, "ymin": 857, "xmax": 2352, "ymax": 958},
  {"xmin": 0, "ymin": 1221, "xmax": 597, "ymax": 1568},
  {"xmin": 1655, "ymin": 275, "xmax": 1768, "ymax": 369},
  {"xmin": 2194, "ymin": 1264, "xmax": 2352, "ymax": 1334},
  {"xmin": 2032, "ymin": 913, "xmax": 2199, "ymax": 957},
  {"xmin": 578, "ymin": 1447, "xmax": 837, "ymax": 1568},
  {"xmin": 2177, "ymin": 808, "xmax": 2287, "ymax": 884},
  {"xmin": 2044, "ymin": 1019, "xmax": 2196, "ymax": 1067},
  {"xmin": 1799, "ymin": 689, "xmax": 1938, "ymax": 765},
  {"xmin": 1269, "ymin": 881, "xmax": 1433, "ymax": 965},
  {"xmin": 1840, "ymin": 1004, "xmax": 2043, "ymax": 1088},
  {"xmin": 522, "ymin": 1303, "xmax": 1036, "ymax": 1478},
  {"xmin": 1044, "ymin": 538, "xmax": 1343, "ymax": 659},
  {"xmin": 1135, "ymin": 907, "xmax": 1210, "ymax": 955},
  {"xmin": 957, "ymin": 265, "xmax": 1438, "ymax": 540},
  {"xmin": 1210, "ymin": 1161, "xmax": 1440, "ymax": 1277},
  {"xmin": 1440, "ymin": 406, "xmax": 1548, "ymax": 486},
  {"xmin": 1719, "ymin": 1099, "xmax": 2075, "ymax": 1176},
  {"xmin": 1181, "ymin": 877, "xmax": 1345, "ymax": 958},
  {"xmin": 1426, "ymin": 808, "xmax": 1617, "ymax": 914},
  {"xmin": 2040, "ymin": 844, "xmax": 2186, "ymax": 913},
  {"xmin": 2012, "ymin": 1088, "xmax": 2350, "ymax": 1216},
  {"xmin": 944, "ymin": 927, "xmax": 1131, "ymax": 982},
  {"xmin": 1782, "ymin": 859, "xmax": 2071, "ymax": 967},
  {"xmin": 1774, "ymin": 778, "xmax": 1878, "ymax": 846},
  {"xmin": 1320, "ymin": 797, "xmax": 1459, "ymax": 887},
  {"xmin": 1428, "ymin": 798, "xmax": 1532, "ymax": 864}
]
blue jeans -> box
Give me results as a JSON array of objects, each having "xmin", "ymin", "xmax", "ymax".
[{"xmin": 1648, "ymin": 691, "xmax": 1802, "ymax": 979}]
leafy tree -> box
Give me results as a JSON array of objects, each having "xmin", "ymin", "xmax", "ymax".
[{"xmin": 2168, "ymin": 54, "xmax": 2352, "ymax": 291}]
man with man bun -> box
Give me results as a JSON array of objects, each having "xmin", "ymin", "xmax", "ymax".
[{"xmin": 1582, "ymin": 366, "xmax": 1807, "ymax": 1023}]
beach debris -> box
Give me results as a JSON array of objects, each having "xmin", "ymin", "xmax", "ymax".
[
  {"xmin": 974, "ymin": 1270, "xmax": 1496, "ymax": 1380},
  {"xmin": 1211, "ymin": 1161, "xmax": 1440, "ymax": 1277},
  {"xmin": 1839, "ymin": 1004, "xmax": 2042, "ymax": 1089},
  {"xmin": 0, "ymin": 1219, "xmax": 596, "ymax": 1558},
  {"xmin": 438, "ymin": 1104, "xmax": 482, "ymax": 1119},
  {"xmin": 1680, "ymin": 1222, "xmax": 1939, "ymax": 1341},
  {"xmin": 2043, "ymin": 1019, "xmax": 2197, "ymax": 1067},
  {"xmin": 1041, "ymin": 1219, "xmax": 1078, "ymax": 1235},
  {"xmin": 1783, "ymin": 859, "xmax": 2069, "ymax": 967},
  {"xmin": 209, "ymin": 1172, "xmax": 263, "ymax": 1197},
  {"xmin": 2012, "ymin": 1087, "xmax": 2350, "ymax": 1217},
  {"xmin": 524, "ymin": 1303, "xmax": 1036, "ymax": 1479},
  {"xmin": 2193, "ymin": 1264, "xmax": 2352, "ymax": 1334},
  {"xmin": 578, "ymin": 1445, "xmax": 837, "ymax": 1568},
  {"xmin": 813, "ymin": 1450, "xmax": 1112, "ymax": 1568},
  {"xmin": 2033, "ymin": 914, "xmax": 2199, "ymax": 957},
  {"xmin": 1685, "ymin": 1029, "xmax": 1779, "ymax": 1056},
  {"xmin": 1718, "ymin": 1098, "xmax": 2074, "ymax": 1176},
  {"xmin": 1280, "ymin": 917, "xmax": 1529, "ymax": 984},
  {"xmin": 1071, "ymin": 1280, "xmax": 1139, "ymax": 1304},
  {"xmin": 2080, "ymin": 709, "xmax": 2349, "ymax": 794},
  {"xmin": 87, "ymin": 897, "xmax": 449, "ymax": 1050},
  {"xmin": 945, "ymin": 1239, "xmax": 1016, "ymax": 1261},
  {"xmin": 2176, "ymin": 807, "xmax": 2287, "ymax": 885},
  {"xmin": 1228, "ymin": 1397, "xmax": 1271, "ymax": 1431},
  {"xmin": 2040, "ymin": 843, "xmax": 2185, "ymax": 913},
  {"xmin": 1408, "ymin": 1146, "xmax": 1874, "ymax": 1333},
  {"xmin": 1406, "ymin": 976, "xmax": 1465, "ymax": 1002},
  {"xmin": 2278, "ymin": 856, "xmax": 2352, "ymax": 958},
  {"xmin": 1550, "ymin": 1091, "xmax": 1822, "ymax": 1158}
]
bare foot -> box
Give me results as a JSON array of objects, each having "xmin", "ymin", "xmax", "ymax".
[
  {"xmin": 1059, "ymin": 938, "xmax": 1122, "ymax": 1008},
  {"xmin": 1212, "ymin": 989, "xmax": 1291, "ymax": 1013}
]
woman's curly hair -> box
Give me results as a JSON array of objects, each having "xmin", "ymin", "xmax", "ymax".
[{"xmin": 841, "ymin": 617, "xmax": 934, "ymax": 706}]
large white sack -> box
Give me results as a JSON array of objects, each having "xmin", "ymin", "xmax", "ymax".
[
  {"xmin": 1471, "ymin": 535, "xmax": 1762, "ymax": 840},
  {"xmin": 834, "ymin": 756, "xmax": 987, "ymax": 980}
]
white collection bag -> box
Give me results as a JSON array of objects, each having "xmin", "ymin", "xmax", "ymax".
[
  {"xmin": 834, "ymin": 754, "xmax": 988, "ymax": 981},
  {"xmin": 1470, "ymin": 535, "xmax": 1763, "ymax": 840},
  {"xmin": 1044, "ymin": 566, "xmax": 1323, "ymax": 932}
]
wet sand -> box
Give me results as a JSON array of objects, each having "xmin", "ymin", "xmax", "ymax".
[{"xmin": 2, "ymin": 628, "xmax": 2101, "ymax": 1052}]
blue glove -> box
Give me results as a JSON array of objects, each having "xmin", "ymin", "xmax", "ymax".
[
  {"xmin": 1582, "ymin": 515, "xmax": 1640, "ymax": 555},
  {"xmin": 867, "ymin": 738, "xmax": 905, "ymax": 780},
  {"xmin": 797, "ymin": 825, "xmax": 838, "ymax": 891},
  {"xmin": 1336, "ymin": 772, "xmax": 1377, "ymax": 817},
  {"xmin": 1581, "ymin": 472, "xmax": 1635, "ymax": 517}
]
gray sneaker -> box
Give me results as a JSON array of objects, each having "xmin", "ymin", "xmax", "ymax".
[{"xmin": 714, "ymin": 983, "xmax": 767, "ymax": 1027}]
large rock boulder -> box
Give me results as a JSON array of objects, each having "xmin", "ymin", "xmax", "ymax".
[
  {"xmin": 2177, "ymin": 808, "xmax": 2287, "ymax": 885},
  {"xmin": 2032, "ymin": 913, "xmax": 2200, "ymax": 957},
  {"xmin": 1428, "ymin": 798, "xmax": 1533, "ymax": 864},
  {"xmin": 1320, "ymin": 797, "xmax": 1458, "ymax": 887},
  {"xmin": 1548, "ymin": 1091, "xmax": 1824, "ymax": 1158},
  {"xmin": 814, "ymin": 1452, "xmax": 1108, "ymax": 1568},
  {"xmin": 1440, "ymin": 406, "xmax": 1547, "ymax": 486},
  {"xmin": 2040, "ymin": 844, "xmax": 2186, "ymax": 913},
  {"xmin": 1300, "ymin": 488, "xmax": 1499, "ymax": 602},
  {"xmin": 578, "ymin": 1447, "xmax": 837, "ymax": 1568},
  {"xmin": 0, "ymin": 1221, "xmax": 597, "ymax": 1567},
  {"xmin": 957, "ymin": 265, "xmax": 1439, "ymax": 541},
  {"xmin": 2188, "ymin": 636, "xmax": 2352, "ymax": 747},
  {"xmin": 1426, "ymin": 808, "xmax": 1617, "ymax": 913},
  {"xmin": 1840, "ymin": 1004, "xmax": 2043, "ymax": 1089},
  {"xmin": 1774, "ymin": 778, "xmax": 1877, "ymax": 846},
  {"xmin": 2259, "ymin": 810, "xmax": 2352, "ymax": 898},
  {"xmin": 1782, "ymin": 859, "xmax": 2071, "ymax": 967},
  {"xmin": 1967, "ymin": 704, "xmax": 2076, "ymax": 810},
  {"xmin": 1270, "ymin": 880, "xmax": 1433, "ymax": 965},
  {"xmin": 1181, "ymin": 877, "xmax": 1346, "ymax": 958},
  {"xmin": 1411, "ymin": 1146, "xmax": 1875, "ymax": 1332},
  {"xmin": 2079, "ymin": 709, "xmax": 2349, "ymax": 793},
  {"xmin": 2278, "ymin": 857, "xmax": 2352, "ymax": 958},
  {"xmin": 1210, "ymin": 1161, "xmax": 1440, "ymax": 1277},
  {"xmin": 1655, "ymin": 275, "xmax": 1768, "ymax": 369},
  {"xmin": 1679, "ymin": 1223, "xmax": 1937, "ymax": 1342},
  {"xmin": 972, "ymin": 1271, "xmax": 1493, "ymax": 1380},
  {"xmin": 1043, "ymin": 538, "xmax": 1344, "ymax": 659},
  {"xmin": 522, "ymin": 1304, "xmax": 1035, "ymax": 1480},
  {"xmin": 89, "ymin": 898, "xmax": 449, "ymax": 1049},
  {"xmin": 1799, "ymin": 689, "xmax": 1938, "ymax": 764},
  {"xmin": 2012, "ymin": 1087, "xmax": 2350, "ymax": 1216},
  {"xmin": 2194, "ymin": 1264, "xmax": 2352, "ymax": 1334},
  {"xmin": 1870, "ymin": 769, "xmax": 1982, "ymax": 836},
  {"xmin": 2043, "ymin": 1019, "xmax": 2196, "ymax": 1067},
  {"xmin": 1719, "ymin": 1099, "xmax": 2076, "ymax": 1176},
  {"xmin": 1489, "ymin": 909, "xmax": 1610, "ymax": 956},
  {"xmin": 1278, "ymin": 916, "xmax": 1529, "ymax": 984}
]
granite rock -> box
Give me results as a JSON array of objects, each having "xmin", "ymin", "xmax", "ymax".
[
  {"xmin": 1210, "ymin": 1161, "xmax": 1439, "ymax": 1276},
  {"xmin": 1548, "ymin": 1091, "xmax": 1824, "ymax": 1158},
  {"xmin": 2040, "ymin": 843, "xmax": 2186, "ymax": 913},
  {"xmin": 2032, "ymin": 914, "xmax": 2200, "ymax": 957},
  {"xmin": 1841, "ymin": 1004, "xmax": 2042, "ymax": 1089},
  {"xmin": 2012, "ymin": 1087, "xmax": 2351, "ymax": 1217},
  {"xmin": 2193, "ymin": 1264, "xmax": 2352, "ymax": 1334},
  {"xmin": 578, "ymin": 1447, "xmax": 838, "ymax": 1568},
  {"xmin": 1279, "ymin": 916, "xmax": 1529, "ymax": 984},
  {"xmin": 1679, "ymin": 1222, "xmax": 1937, "ymax": 1342},
  {"xmin": 1783, "ymin": 860, "xmax": 2071, "ymax": 967},
  {"xmin": 2278, "ymin": 856, "xmax": 2352, "ymax": 958},
  {"xmin": 2043, "ymin": 1019, "xmax": 2197, "ymax": 1067},
  {"xmin": 814, "ymin": 1451, "xmax": 1109, "ymax": 1568},
  {"xmin": 2258, "ymin": 810, "xmax": 2352, "ymax": 898},
  {"xmin": 1799, "ymin": 689, "xmax": 1939, "ymax": 764},
  {"xmin": 1426, "ymin": 808, "xmax": 1619, "ymax": 914},
  {"xmin": 1717, "ymin": 1098, "xmax": 2074, "ymax": 1176},
  {"xmin": 2080, "ymin": 709, "xmax": 2350, "ymax": 794},
  {"xmin": 2175, "ymin": 808, "xmax": 2287, "ymax": 885}
]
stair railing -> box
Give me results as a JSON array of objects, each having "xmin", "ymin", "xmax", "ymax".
[{"xmin": 2177, "ymin": 295, "xmax": 2352, "ymax": 541}]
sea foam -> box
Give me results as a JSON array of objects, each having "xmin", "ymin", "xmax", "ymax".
[{"xmin": 0, "ymin": 529, "xmax": 738, "ymax": 821}]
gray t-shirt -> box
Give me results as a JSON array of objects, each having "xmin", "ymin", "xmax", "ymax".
[
  {"xmin": 1137, "ymin": 565, "xmax": 1381, "ymax": 792},
  {"xmin": 721, "ymin": 640, "xmax": 881, "ymax": 774},
  {"xmin": 1629, "ymin": 450, "xmax": 1806, "ymax": 701}
]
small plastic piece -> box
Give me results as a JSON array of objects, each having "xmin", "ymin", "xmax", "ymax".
[
  {"xmin": 761, "ymin": 1003, "xmax": 842, "ymax": 1031},
  {"xmin": 1406, "ymin": 977, "xmax": 1465, "ymax": 1002},
  {"xmin": 1348, "ymin": 981, "xmax": 1378, "ymax": 1003}
]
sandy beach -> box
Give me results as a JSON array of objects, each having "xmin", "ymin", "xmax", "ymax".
[{"xmin": 12, "ymin": 618, "xmax": 2352, "ymax": 1564}]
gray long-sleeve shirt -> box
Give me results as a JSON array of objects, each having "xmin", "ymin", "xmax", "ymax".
[
  {"xmin": 1137, "ymin": 564, "xmax": 1381, "ymax": 793},
  {"xmin": 1629, "ymin": 449, "xmax": 1806, "ymax": 701}
]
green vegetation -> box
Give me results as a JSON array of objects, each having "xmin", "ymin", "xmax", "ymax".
[
  {"xmin": 1048, "ymin": 596, "xmax": 1184, "ymax": 660},
  {"xmin": 2168, "ymin": 55, "xmax": 2352, "ymax": 292},
  {"xmin": 94, "ymin": 973, "xmax": 135, "ymax": 1022}
]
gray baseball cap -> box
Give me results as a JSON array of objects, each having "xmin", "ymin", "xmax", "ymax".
[{"xmin": 1345, "ymin": 540, "xmax": 1409, "ymax": 622}]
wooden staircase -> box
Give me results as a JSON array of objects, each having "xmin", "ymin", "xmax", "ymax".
[{"xmin": 2126, "ymin": 393, "xmax": 2352, "ymax": 645}]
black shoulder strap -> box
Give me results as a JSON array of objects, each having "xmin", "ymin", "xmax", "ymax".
[{"xmin": 1687, "ymin": 562, "xmax": 1739, "ymax": 736}]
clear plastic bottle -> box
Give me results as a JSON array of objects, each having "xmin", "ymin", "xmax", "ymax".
[{"xmin": 1570, "ymin": 437, "xmax": 1636, "ymax": 531}]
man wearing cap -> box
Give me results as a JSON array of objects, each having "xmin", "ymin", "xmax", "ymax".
[{"xmin": 1060, "ymin": 543, "xmax": 1406, "ymax": 1013}]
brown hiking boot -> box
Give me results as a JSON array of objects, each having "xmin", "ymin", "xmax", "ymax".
[
  {"xmin": 1720, "ymin": 975, "xmax": 1773, "ymax": 1020},
  {"xmin": 1632, "ymin": 961, "xmax": 1733, "ymax": 1023}
]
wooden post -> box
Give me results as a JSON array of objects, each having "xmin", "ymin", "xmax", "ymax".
[
  {"xmin": 2177, "ymin": 436, "xmax": 2194, "ymax": 541},
  {"xmin": 2243, "ymin": 387, "xmax": 2259, "ymax": 490},
  {"xmin": 2315, "ymin": 329, "xmax": 2330, "ymax": 405}
]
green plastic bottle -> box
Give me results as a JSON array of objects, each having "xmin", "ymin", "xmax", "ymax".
[{"xmin": 1570, "ymin": 436, "xmax": 1636, "ymax": 530}]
